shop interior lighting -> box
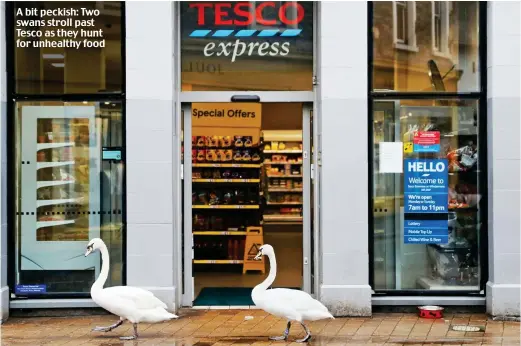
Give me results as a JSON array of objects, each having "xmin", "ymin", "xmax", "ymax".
[{"xmin": 51, "ymin": 63, "xmax": 65, "ymax": 68}]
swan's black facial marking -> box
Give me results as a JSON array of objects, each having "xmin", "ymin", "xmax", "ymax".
[{"xmin": 86, "ymin": 244, "xmax": 93, "ymax": 252}]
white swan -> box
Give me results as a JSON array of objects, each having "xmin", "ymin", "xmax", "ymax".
[
  {"xmin": 251, "ymin": 244, "xmax": 334, "ymax": 343},
  {"xmin": 85, "ymin": 238, "xmax": 178, "ymax": 340}
]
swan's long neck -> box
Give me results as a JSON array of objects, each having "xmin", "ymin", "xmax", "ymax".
[
  {"xmin": 253, "ymin": 252, "xmax": 277, "ymax": 293},
  {"xmin": 91, "ymin": 244, "xmax": 109, "ymax": 293}
]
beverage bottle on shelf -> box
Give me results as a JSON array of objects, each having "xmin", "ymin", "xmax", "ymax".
[
  {"xmin": 240, "ymin": 239, "xmax": 245, "ymax": 260},
  {"xmin": 227, "ymin": 239, "xmax": 233, "ymax": 260},
  {"xmin": 233, "ymin": 239, "xmax": 239, "ymax": 260}
]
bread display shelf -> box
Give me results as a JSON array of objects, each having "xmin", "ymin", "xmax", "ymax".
[
  {"xmin": 37, "ymin": 180, "xmax": 74, "ymax": 189},
  {"xmin": 37, "ymin": 142, "xmax": 74, "ymax": 151},
  {"xmin": 37, "ymin": 220, "xmax": 75, "ymax": 229},
  {"xmin": 37, "ymin": 161, "xmax": 75, "ymax": 170}
]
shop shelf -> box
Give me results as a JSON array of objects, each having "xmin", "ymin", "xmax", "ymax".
[
  {"xmin": 37, "ymin": 161, "xmax": 75, "ymax": 170},
  {"xmin": 268, "ymin": 188, "xmax": 303, "ymax": 192},
  {"xmin": 36, "ymin": 219, "xmax": 75, "ymax": 229},
  {"xmin": 263, "ymin": 215, "xmax": 303, "ymax": 222},
  {"xmin": 193, "ymin": 163, "xmax": 261, "ymax": 168},
  {"xmin": 266, "ymin": 202, "xmax": 303, "ymax": 205},
  {"xmin": 193, "ymin": 231, "xmax": 247, "ymax": 236},
  {"xmin": 37, "ymin": 180, "xmax": 75, "ymax": 189},
  {"xmin": 37, "ymin": 142, "xmax": 74, "ymax": 151},
  {"xmin": 266, "ymin": 175, "xmax": 302, "ymax": 178},
  {"xmin": 193, "ymin": 260, "xmax": 244, "ymax": 264},
  {"xmin": 264, "ymin": 150, "xmax": 302, "ymax": 154},
  {"xmin": 264, "ymin": 161, "xmax": 302, "ymax": 165},
  {"xmin": 192, "ymin": 179, "xmax": 260, "ymax": 183},
  {"xmin": 37, "ymin": 198, "xmax": 78, "ymax": 208},
  {"xmin": 192, "ymin": 205, "xmax": 259, "ymax": 209}
]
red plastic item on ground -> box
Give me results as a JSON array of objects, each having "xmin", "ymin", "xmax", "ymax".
[{"xmin": 418, "ymin": 306, "xmax": 444, "ymax": 319}]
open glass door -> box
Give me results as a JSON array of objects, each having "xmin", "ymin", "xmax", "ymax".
[{"xmin": 181, "ymin": 102, "xmax": 313, "ymax": 307}]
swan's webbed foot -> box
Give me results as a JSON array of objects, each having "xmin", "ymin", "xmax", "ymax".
[
  {"xmin": 269, "ymin": 321, "xmax": 291, "ymax": 341},
  {"xmin": 295, "ymin": 333, "xmax": 312, "ymax": 343},
  {"xmin": 295, "ymin": 322, "xmax": 312, "ymax": 343},
  {"xmin": 92, "ymin": 319, "xmax": 123, "ymax": 333},
  {"xmin": 120, "ymin": 323, "xmax": 139, "ymax": 340}
]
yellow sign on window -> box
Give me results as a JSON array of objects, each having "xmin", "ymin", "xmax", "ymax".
[{"xmin": 403, "ymin": 142, "xmax": 413, "ymax": 153}]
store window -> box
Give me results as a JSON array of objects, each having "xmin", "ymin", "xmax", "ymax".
[
  {"xmin": 180, "ymin": 1, "xmax": 314, "ymax": 91},
  {"xmin": 12, "ymin": 1, "xmax": 123, "ymax": 94},
  {"xmin": 373, "ymin": 1, "xmax": 480, "ymax": 92},
  {"xmin": 370, "ymin": 2, "xmax": 486, "ymax": 293},
  {"xmin": 7, "ymin": 2, "xmax": 126, "ymax": 297}
]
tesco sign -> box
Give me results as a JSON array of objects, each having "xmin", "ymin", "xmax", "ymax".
[{"xmin": 189, "ymin": 2, "xmax": 305, "ymax": 26}]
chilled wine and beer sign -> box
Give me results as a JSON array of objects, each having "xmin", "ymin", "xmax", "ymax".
[{"xmin": 186, "ymin": 2, "xmax": 305, "ymax": 62}]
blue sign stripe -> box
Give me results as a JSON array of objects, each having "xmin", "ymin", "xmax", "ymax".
[
  {"xmin": 213, "ymin": 30, "xmax": 234, "ymax": 37},
  {"xmin": 280, "ymin": 29, "xmax": 302, "ymax": 37},
  {"xmin": 257, "ymin": 29, "xmax": 279, "ymax": 37},
  {"xmin": 189, "ymin": 30, "xmax": 211, "ymax": 37},
  {"xmin": 235, "ymin": 30, "xmax": 256, "ymax": 37}
]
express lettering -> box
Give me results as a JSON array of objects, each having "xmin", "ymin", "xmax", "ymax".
[
  {"xmin": 204, "ymin": 40, "xmax": 289, "ymax": 62},
  {"xmin": 190, "ymin": 2, "xmax": 305, "ymax": 26}
]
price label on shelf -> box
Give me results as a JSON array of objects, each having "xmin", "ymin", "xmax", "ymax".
[{"xmin": 208, "ymin": 260, "xmax": 216, "ymax": 264}]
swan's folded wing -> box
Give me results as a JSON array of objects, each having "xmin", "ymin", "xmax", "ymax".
[
  {"xmin": 102, "ymin": 286, "xmax": 168, "ymax": 310},
  {"xmin": 265, "ymin": 288, "xmax": 329, "ymax": 312}
]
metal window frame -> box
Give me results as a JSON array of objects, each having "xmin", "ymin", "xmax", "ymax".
[
  {"xmin": 5, "ymin": 1, "xmax": 127, "ymax": 300},
  {"xmin": 368, "ymin": 1, "xmax": 488, "ymax": 297}
]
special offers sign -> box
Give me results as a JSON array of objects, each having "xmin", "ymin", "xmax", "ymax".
[{"xmin": 192, "ymin": 103, "xmax": 261, "ymax": 128}]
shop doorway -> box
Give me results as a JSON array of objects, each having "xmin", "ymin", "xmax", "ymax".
[{"xmin": 181, "ymin": 102, "xmax": 313, "ymax": 307}]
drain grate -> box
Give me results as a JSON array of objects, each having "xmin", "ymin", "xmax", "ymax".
[{"xmin": 451, "ymin": 325, "xmax": 485, "ymax": 332}]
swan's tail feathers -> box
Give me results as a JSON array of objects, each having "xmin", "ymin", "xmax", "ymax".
[{"xmin": 167, "ymin": 313, "xmax": 179, "ymax": 319}]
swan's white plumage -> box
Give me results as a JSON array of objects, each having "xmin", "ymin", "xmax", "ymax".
[
  {"xmin": 251, "ymin": 244, "xmax": 334, "ymax": 342},
  {"xmin": 255, "ymin": 288, "xmax": 333, "ymax": 321},
  {"xmin": 86, "ymin": 238, "xmax": 177, "ymax": 337}
]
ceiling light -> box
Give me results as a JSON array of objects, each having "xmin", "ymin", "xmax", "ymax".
[{"xmin": 51, "ymin": 63, "xmax": 65, "ymax": 68}]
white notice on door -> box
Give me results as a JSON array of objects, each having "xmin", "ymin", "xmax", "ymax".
[{"xmin": 379, "ymin": 142, "xmax": 403, "ymax": 173}]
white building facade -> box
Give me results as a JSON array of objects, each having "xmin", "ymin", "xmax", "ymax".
[{"xmin": 0, "ymin": 1, "xmax": 519, "ymax": 322}]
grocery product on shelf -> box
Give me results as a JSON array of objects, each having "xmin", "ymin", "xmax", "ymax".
[
  {"xmin": 191, "ymin": 133, "xmax": 262, "ymax": 267},
  {"xmin": 261, "ymin": 130, "xmax": 304, "ymax": 224}
]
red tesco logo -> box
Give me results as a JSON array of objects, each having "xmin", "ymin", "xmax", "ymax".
[{"xmin": 190, "ymin": 2, "xmax": 305, "ymax": 26}]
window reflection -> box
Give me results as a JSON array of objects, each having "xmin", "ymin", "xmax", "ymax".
[
  {"xmin": 13, "ymin": 2, "xmax": 123, "ymax": 94},
  {"xmin": 373, "ymin": 1, "xmax": 480, "ymax": 92}
]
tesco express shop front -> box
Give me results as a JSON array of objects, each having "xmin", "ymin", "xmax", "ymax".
[{"xmin": 178, "ymin": 1, "xmax": 318, "ymax": 308}]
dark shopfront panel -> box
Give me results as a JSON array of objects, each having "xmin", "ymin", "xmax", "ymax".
[
  {"xmin": 180, "ymin": 1, "xmax": 314, "ymax": 91},
  {"xmin": 7, "ymin": 1, "xmax": 126, "ymax": 297},
  {"xmin": 370, "ymin": 2, "xmax": 487, "ymax": 294}
]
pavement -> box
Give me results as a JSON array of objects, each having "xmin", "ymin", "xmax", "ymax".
[{"xmin": 0, "ymin": 309, "xmax": 519, "ymax": 345}]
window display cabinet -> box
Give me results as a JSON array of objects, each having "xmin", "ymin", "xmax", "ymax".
[{"xmin": 19, "ymin": 106, "xmax": 101, "ymax": 278}]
